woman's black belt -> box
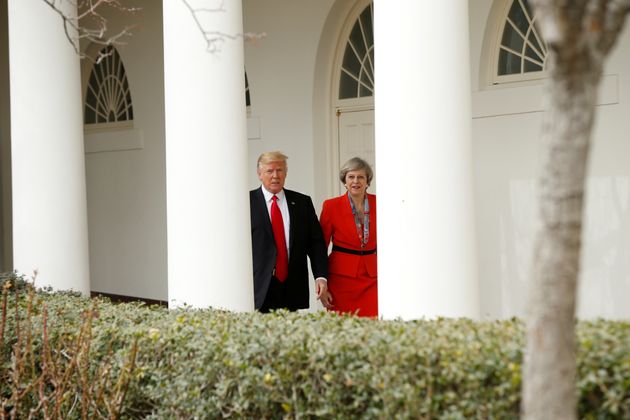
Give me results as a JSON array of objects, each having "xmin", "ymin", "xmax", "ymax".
[{"xmin": 332, "ymin": 245, "xmax": 377, "ymax": 255}]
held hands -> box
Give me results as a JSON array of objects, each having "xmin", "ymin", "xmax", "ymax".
[{"xmin": 315, "ymin": 278, "xmax": 333, "ymax": 309}]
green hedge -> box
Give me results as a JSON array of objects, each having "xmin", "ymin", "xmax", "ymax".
[{"xmin": 1, "ymin": 273, "xmax": 629, "ymax": 419}]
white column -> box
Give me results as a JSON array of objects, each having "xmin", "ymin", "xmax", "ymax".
[
  {"xmin": 375, "ymin": 1, "xmax": 479, "ymax": 319},
  {"xmin": 163, "ymin": 0, "xmax": 253, "ymax": 310},
  {"xmin": 7, "ymin": 1, "xmax": 90, "ymax": 293}
]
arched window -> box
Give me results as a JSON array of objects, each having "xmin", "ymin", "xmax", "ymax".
[
  {"xmin": 84, "ymin": 45, "xmax": 134, "ymax": 125},
  {"xmin": 338, "ymin": 3, "xmax": 374, "ymax": 100},
  {"xmin": 494, "ymin": 0, "xmax": 547, "ymax": 83}
]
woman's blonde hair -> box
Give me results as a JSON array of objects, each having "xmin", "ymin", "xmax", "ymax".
[{"xmin": 339, "ymin": 157, "xmax": 373, "ymax": 185}]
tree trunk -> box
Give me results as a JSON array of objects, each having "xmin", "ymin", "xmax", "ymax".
[
  {"xmin": 522, "ymin": 43, "xmax": 601, "ymax": 420},
  {"xmin": 523, "ymin": 0, "xmax": 630, "ymax": 417}
]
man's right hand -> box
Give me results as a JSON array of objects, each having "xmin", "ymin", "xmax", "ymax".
[{"xmin": 315, "ymin": 278, "xmax": 333, "ymax": 309}]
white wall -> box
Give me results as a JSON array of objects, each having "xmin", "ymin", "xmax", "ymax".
[
  {"xmin": 577, "ymin": 23, "xmax": 630, "ymax": 318},
  {"xmin": 470, "ymin": 0, "xmax": 630, "ymax": 319},
  {"xmin": 243, "ymin": 0, "xmax": 335, "ymax": 196},
  {"xmin": 83, "ymin": 1, "xmax": 167, "ymax": 300}
]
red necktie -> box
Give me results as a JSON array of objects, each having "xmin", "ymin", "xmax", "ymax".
[{"xmin": 271, "ymin": 195, "xmax": 289, "ymax": 281}]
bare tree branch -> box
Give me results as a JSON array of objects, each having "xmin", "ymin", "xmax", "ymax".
[
  {"xmin": 43, "ymin": 0, "xmax": 265, "ymax": 58},
  {"xmin": 592, "ymin": 0, "xmax": 630, "ymax": 54},
  {"xmin": 41, "ymin": 0, "xmax": 140, "ymax": 61},
  {"xmin": 181, "ymin": 0, "xmax": 265, "ymax": 53}
]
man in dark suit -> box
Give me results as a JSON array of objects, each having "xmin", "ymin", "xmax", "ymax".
[{"xmin": 250, "ymin": 151, "xmax": 332, "ymax": 312}]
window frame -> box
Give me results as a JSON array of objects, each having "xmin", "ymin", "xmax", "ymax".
[
  {"xmin": 80, "ymin": 43, "xmax": 142, "ymax": 153},
  {"xmin": 83, "ymin": 45, "xmax": 135, "ymax": 130},
  {"xmin": 488, "ymin": 0, "xmax": 548, "ymax": 86},
  {"xmin": 332, "ymin": 0, "xmax": 374, "ymax": 109}
]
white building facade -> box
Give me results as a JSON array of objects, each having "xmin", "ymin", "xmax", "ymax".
[{"xmin": 1, "ymin": 0, "xmax": 629, "ymax": 319}]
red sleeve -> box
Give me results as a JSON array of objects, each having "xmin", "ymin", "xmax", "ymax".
[{"xmin": 319, "ymin": 199, "xmax": 333, "ymax": 249}]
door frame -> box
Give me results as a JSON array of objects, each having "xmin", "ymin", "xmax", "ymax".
[
  {"xmin": 312, "ymin": 0, "xmax": 374, "ymax": 206},
  {"xmin": 328, "ymin": 0, "xmax": 374, "ymax": 198},
  {"xmin": 333, "ymin": 104, "xmax": 374, "ymax": 195}
]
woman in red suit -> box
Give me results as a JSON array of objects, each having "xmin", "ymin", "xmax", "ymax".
[{"xmin": 319, "ymin": 157, "xmax": 377, "ymax": 317}]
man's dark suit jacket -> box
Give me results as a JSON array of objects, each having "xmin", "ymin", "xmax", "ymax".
[{"xmin": 250, "ymin": 187, "xmax": 328, "ymax": 310}]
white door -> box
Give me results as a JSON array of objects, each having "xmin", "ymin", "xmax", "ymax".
[{"xmin": 337, "ymin": 109, "xmax": 376, "ymax": 194}]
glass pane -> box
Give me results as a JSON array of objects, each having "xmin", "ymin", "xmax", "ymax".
[
  {"xmin": 501, "ymin": 23, "xmax": 524, "ymax": 52},
  {"xmin": 525, "ymin": 45, "xmax": 543, "ymax": 63},
  {"xmin": 84, "ymin": 107, "xmax": 96, "ymax": 124},
  {"xmin": 97, "ymin": 60, "xmax": 106, "ymax": 84},
  {"xmin": 370, "ymin": 49, "xmax": 374, "ymax": 73},
  {"xmin": 117, "ymin": 57, "xmax": 124, "ymax": 80},
  {"xmin": 339, "ymin": 71, "xmax": 358, "ymax": 99},
  {"xmin": 86, "ymin": 82, "xmax": 97, "ymax": 107},
  {"xmin": 87, "ymin": 72, "xmax": 98, "ymax": 96},
  {"xmin": 359, "ymin": 84, "xmax": 371, "ymax": 97},
  {"xmin": 360, "ymin": 69, "xmax": 373, "ymax": 92},
  {"xmin": 85, "ymin": 75, "xmax": 98, "ymax": 123},
  {"xmin": 532, "ymin": 22, "xmax": 547, "ymax": 54},
  {"xmin": 498, "ymin": 49, "xmax": 521, "ymax": 75},
  {"xmin": 508, "ymin": 0, "xmax": 529, "ymax": 35},
  {"xmin": 126, "ymin": 92, "xmax": 133, "ymax": 116},
  {"xmin": 360, "ymin": 5, "xmax": 373, "ymax": 52},
  {"xmin": 364, "ymin": 59, "xmax": 374, "ymax": 83},
  {"xmin": 350, "ymin": 23, "xmax": 366, "ymax": 62},
  {"xmin": 527, "ymin": 32, "xmax": 543, "ymax": 56},
  {"xmin": 342, "ymin": 45, "xmax": 361, "ymax": 78},
  {"xmin": 522, "ymin": 0, "xmax": 534, "ymax": 22},
  {"xmin": 109, "ymin": 48, "xmax": 117, "ymax": 80},
  {"xmin": 524, "ymin": 60, "xmax": 542, "ymax": 72}
]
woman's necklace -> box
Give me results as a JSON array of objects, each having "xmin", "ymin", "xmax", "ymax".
[{"xmin": 348, "ymin": 192, "xmax": 370, "ymax": 248}]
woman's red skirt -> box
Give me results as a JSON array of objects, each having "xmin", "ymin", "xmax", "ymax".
[{"xmin": 327, "ymin": 262, "xmax": 377, "ymax": 318}]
